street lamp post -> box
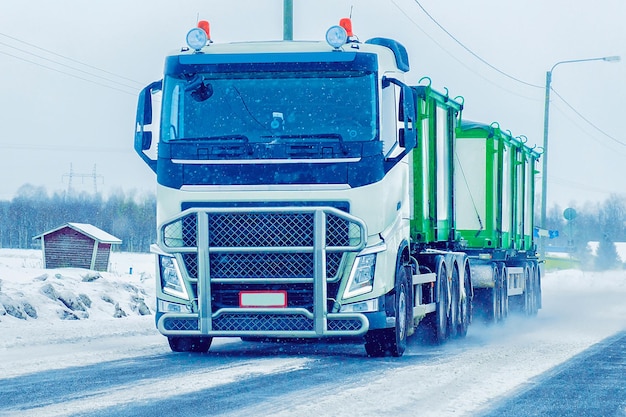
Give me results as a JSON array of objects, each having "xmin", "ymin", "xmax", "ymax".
[
  {"xmin": 283, "ymin": 0, "xmax": 293, "ymax": 40},
  {"xmin": 539, "ymin": 55, "xmax": 620, "ymax": 259}
]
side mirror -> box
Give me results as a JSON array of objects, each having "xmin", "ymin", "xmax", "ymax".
[
  {"xmin": 399, "ymin": 85, "xmax": 416, "ymax": 150},
  {"xmin": 134, "ymin": 80, "xmax": 162, "ymax": 172},
  {"xmin": 140, "ymin": 131, "xmax": 152, "ymax": 150}
]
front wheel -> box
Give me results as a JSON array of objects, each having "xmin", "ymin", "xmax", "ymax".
[
  {"xmin": 364, "ymin": 265, "xmax": 410, "ymax": 357},
  {"xmin": 168, "ymin": 336, "xmax": 212, "ymax": 353}
]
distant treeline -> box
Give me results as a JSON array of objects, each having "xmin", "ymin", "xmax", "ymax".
[
  {"xmin": 0, "ymin": 184, "xmax": 155, "ymax": 253},
  {"xmin": 1, "ymin": 184, "xmax": 625, "ymax": 267}
]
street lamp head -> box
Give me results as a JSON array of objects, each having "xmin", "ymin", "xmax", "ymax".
[
  {"xmin": 550, "ymin": 55, "xmax": 621, "ymax": 72},
  {"xmin": 603, "ymin": 55, "xmax": 621, "ymax": 62}
]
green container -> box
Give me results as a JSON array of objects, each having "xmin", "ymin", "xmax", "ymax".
[
  {"xmin": 410, "ymin": 84, "xmax": 463, "ymax": 246},
  {"xmin": 455, "ymin": 121, "xmax": 540, "ymax": 253}
]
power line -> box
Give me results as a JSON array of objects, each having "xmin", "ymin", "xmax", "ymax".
[
  {"xmin": 396, "ymin": 0, "xmax": 623, "ymax": 153},
  {"xmin": 0, "ymin": 40, "xmax": 139, "ymax": 91},
  {"xmin": 550, "ymin": 103, "xmax": 626, "ymax": 159},
  {"xmin": 0, "ymin": 49, "xmax": 137, "ymax": 96},
  {"xmin": 410, "ymin": 0, "xmax": 543, "ymax": 89},
  {"xmin": 551, "ymin": 175, "xmax": 620, "ymax": 196},
  {"xmin": 0, "ymin": 31, "xmax": 144, "ymax": 87},
  {"xmin": 389, "ymin": 0, "xmax": 541, "ymax": 102},
  {"xmin": 551, "ymin": 88, "xmax": 626, "ymax": 147}
]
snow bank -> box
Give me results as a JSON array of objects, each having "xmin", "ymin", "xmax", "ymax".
[
  {"xmin": 0, "ymin": 249, "xmax": 164, "ymax": 379},
  {"xmin": 0, "ymin": 249, "xmax": 155, "ymax": 328}
]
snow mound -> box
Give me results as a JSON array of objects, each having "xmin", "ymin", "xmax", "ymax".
[{"xmin": 0, "ymin": 249, "xmax": 156, "ymax": 324}]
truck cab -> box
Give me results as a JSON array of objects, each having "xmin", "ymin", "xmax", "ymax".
[{"xmin": 135, "ymin": 20, "xmax": 422, "ymax": 356}]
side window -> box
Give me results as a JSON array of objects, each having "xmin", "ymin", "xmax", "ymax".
[
  {"xmin": 160, "ymin": 83, "xmax": 178, "ymax": 141},
  {"xmin": 381, "ymin": 83, "xmax": 401, "ymax": 157},
  {"xmin": 169, "ymin": 85, "xmax": 179, "ymax": 139}
]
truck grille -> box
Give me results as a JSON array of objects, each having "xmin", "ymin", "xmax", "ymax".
[
  {"xmin": 211, "ymin": 313, "xmax": 364, "ymax": 333},
  {"xmin": 163, "ymin": 317, "xmax": 199, "ymax": 331},
  {"xmin": 164, "ymin": 210, "xmax": 356, "ymax": 280},
  {"xmin": 183, "ymin": 252, "xmax": 343, "ymax": 280},
  {"xmin": 166, "ymin": 212, "xmax": 350, "ymax": 247}
]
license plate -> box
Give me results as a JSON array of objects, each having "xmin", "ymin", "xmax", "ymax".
[{"xmin": 239, "ymin": 291, "xmax": 287, "ymax": 308}]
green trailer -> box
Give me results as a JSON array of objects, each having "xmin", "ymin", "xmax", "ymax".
[{"xmin": 455, "ymin": 121, "xmax": 542, "ymax": 321}]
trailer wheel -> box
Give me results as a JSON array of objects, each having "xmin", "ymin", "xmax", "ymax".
[
  {"xmin": 457, "ymin": 261, "xmax": 472, "ymax": 338},
  {"xmin": 524, "ymin": 266, "xmax": 535, "ymax": 316},
  {"xmin": 168, "ymin": 336, "xmax": 212, "ymax": 353},
  {"xmin": 526, "ymin": 262, "xmax": 541, "ymax": 316},
  {"xmin": 449, "ymin": 265, "xmax": 460, "ymax": 338},
  {"xmin": 500, "ymin": 264, "xmax": 508, "ymax": 321},
  {"xmin": 534, "ymin": 262, "xmax": 542, "ymax": 311},
  {"xmin": 364, "ymin": 265, "xmax": 409, "ymax": 357},
  {"xmin": 421, "ymin": 257, "xmax": 449, "ymax": 344},
  {"xmin": 522, "ymin": 264, "xmax": 535, "ymax": 316}
]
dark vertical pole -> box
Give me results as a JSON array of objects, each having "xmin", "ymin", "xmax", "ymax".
[
  {"xmin": 283, "ymin": 0, "xmax": 293, "ymax": 40},
  {"xmin": 539, "ymin": 70, "xmax": 551, "ymax": 260}
]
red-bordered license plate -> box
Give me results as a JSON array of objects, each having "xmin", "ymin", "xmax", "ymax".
[{"xmin": 239, "ymin": 291, "xmax": 288, "ymax": 308}]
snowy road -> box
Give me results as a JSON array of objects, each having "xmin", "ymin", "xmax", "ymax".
[
  {"xmin": 1, "ymin": 261, "xmax": 625, "ymax": 416},
  {"xmin": 479, "ymin": 330, "xmax": 626, "ymax": 417},
  {"xmin": 2, "ymin": 325, "xmax": 625, "ymax": 417}
]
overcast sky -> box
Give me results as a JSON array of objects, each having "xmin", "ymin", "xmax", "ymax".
[{"xmin": 1, "ymin": 0, "xmax": 625, "ymax": 210}]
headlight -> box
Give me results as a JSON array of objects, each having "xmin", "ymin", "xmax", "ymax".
[
  {"xmin": 160, "ymin": 256, "xmax": 189, "ymax": 299},
  {"xmin": 344, "ymin": 253, "xmax": 376, "ymax": 298}
]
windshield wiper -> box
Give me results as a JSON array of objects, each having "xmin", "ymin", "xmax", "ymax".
[
  {"xmin": 184, "ymin": 135, "xmax": 253, "ymax": 156},
  {"xmin": 263, "ymin": 133, "xmax": 348, "ymax": 155}
]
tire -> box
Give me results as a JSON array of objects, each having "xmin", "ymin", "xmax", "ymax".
[
  {"xmin": 524, "ymin": 266, "xmax": 534, "ymax": 316},
  {"xmin": 500, "ymin": 263, "xmax": 508, "ymax": 321},
  {"xmin": 534, "ymin": 263, "xmax": 542, "ymax": 311},
  {"xmin": 365, "ymin": 265, "xmax": 410, "ymax": 357},
  {"xmin": 168, "ymin": 336, "xmax": 212, "ymax": 353},
  {"xmin": 422, "ymin": 257, "xmax": 449, "ymax": 344},
  {"xmin": 457, "ymin": 261, "xmax": 471, "ymax": 338},
  {"xmin": 448, "ymin": 265, "xmax": 460, "ymax": 338}
]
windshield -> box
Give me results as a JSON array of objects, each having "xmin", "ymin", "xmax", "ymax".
[{"xmin": 161, "ymin": 71, "xmax": 377, "ymax": 143}]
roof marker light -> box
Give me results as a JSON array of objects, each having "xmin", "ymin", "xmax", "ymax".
[
  {"xmin": 197, "ymin": 20, "xmax": 211, "ymax": 41},
  {"xmin": 326, "ymin": 25, "xmax": 347, "ymax": 49},
  {"xmin": 339, "ymin": 18, "xmax": 354, "ymax": 37}
]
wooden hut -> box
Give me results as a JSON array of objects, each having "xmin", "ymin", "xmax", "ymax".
[{"xmin": 33, "ymin": 223, "xmax": 122, "ymax": 271}]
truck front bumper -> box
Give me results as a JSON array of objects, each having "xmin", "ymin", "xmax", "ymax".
[{"xmin": 156, "ymin": 308, "xmax": 370, "ymax": 338}]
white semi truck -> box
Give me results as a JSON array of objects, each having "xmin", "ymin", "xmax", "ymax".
[{"xmin": 134, "ymin": 19, "xmax": 541, "ymax": 357}]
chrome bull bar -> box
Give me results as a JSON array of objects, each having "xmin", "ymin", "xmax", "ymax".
[{"xmin": 156, "ymin": 206, "xmax": 369, "ymax": 337}]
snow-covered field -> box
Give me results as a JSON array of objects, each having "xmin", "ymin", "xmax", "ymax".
[
  {"xmin": 1, "ymin": 248, "xmax": 625, "ymax": 416},
  {"xmin": 0, "ymin": 249, "xmax": 165, "ymax": 379}
]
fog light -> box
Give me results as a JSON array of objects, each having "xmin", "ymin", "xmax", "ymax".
[
  {"xmin": 340, "ymin": 298, "xmax": 378, "ymax": 313},
  {"xmin": 158, "ymin": 299, "xmax": 191, "ymax": 313}
]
